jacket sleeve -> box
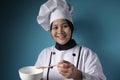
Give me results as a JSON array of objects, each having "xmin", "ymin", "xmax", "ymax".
[{"xmin": 81, "ymin": 48, "xmax": 106, "ymax": 80}]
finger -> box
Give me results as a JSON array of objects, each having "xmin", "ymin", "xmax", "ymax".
[
  {"xmin": 58, "ymin": 60, "xmax": 72, "ymax": 67},
  {"xmin": 58, "ymin": 66, "xmax": 74, "ymax": 74},
  {"xmin": 59, "ymin": 60, "xmax": 70, "ymax": 64},
  {"xmin": 57, "ymin": 63, "xmax": 70, "ymax": 68},
  {"xmin": 60, "ymin": 72, "xmax": 72, "ymax": 79},
  {"xmin": 58, "ymin": 67, "xmax": 68, "ymax": 73}
]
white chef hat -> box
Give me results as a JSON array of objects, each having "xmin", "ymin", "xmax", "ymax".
[{"xmin": 37, "ymin": 0, "xmax": 73, "ymax": 31}]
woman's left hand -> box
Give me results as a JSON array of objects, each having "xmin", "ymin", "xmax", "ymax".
[{"xmin": 57, "ymin": 60, "xmax": 82, "ymax": 80}]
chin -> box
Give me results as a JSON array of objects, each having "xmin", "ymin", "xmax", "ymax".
[{"xmin": 55, "ymin": 38, "xmax": 69, "ymax": 45}]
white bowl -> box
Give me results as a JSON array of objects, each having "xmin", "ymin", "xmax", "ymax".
[{"xmin": 18, "ymin": 66, "xmax": 43, "ymax": 80}]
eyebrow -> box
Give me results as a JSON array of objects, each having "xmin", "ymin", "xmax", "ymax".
[{"xmin": 52, "ymin": 22, "xmax": 68, "ymax": 26}]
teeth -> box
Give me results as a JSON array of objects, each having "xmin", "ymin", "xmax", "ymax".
[
  {"xmin": 59, "ymin": 36, "xmax": 65, "ymax": 39},
  {"xmin": 57, "ymin": 34, "xmax": 65, "ymax": 39}
]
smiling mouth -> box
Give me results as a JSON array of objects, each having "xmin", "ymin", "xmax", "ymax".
[{"xmin": 57, "ymin": 34, "xmax": 66, "ymax": 39}]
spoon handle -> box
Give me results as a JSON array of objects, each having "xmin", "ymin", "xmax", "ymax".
[{"xmin": 36, "ymin": 65, "xmax": 56, "ymax": 69}]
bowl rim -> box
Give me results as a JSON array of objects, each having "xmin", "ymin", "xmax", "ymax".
[{"xmin": 18, "ymin": 66, "xmax": 43, "ymax": 75}]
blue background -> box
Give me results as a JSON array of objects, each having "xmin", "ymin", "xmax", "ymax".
[{"xmin": 1, "ymin": 0, "xmax": 120, "ymax": 80}]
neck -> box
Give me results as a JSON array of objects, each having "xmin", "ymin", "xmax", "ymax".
[{"xmin": 55, "ymin": 39, "xmax": 77, "ymax": 50}]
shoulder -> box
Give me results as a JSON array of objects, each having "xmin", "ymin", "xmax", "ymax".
[
  {"xmin": 38, "ymin": 45, "xmax": 55, "ymax": 57},
  {"xmin": 41, "ymin": 45, "xmax": 55, "ymax": 52},
  {"xmin": 77, "ymin": 45, "xmax": 97, "ymax": 57},
  {"xmin": 36, "ymin": 46, "xmax": 54, "ymax": 60},
  {"xmin": 75, "ymin": 45, "xmax": 93, "ymax": 52}
]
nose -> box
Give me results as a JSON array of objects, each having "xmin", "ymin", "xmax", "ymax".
[{"xmin": 58, "ymin": 27, "xmax": 64, "ymax": 33}]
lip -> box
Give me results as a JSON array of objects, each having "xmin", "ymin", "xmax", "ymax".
[
  {"xmin": 58, "ymin": 35, "xmax": 65, "ymax": 38},
  {"xmin": 57, "ymin": 35, "xmax": 66, "ymax": 40}
]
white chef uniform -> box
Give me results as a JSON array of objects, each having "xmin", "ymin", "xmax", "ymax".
[{"xmin": 35, "ymin": 45, "xmax": 106, "ymax": 80}]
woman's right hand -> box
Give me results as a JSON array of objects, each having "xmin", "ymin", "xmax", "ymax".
[{"xmin": 57, "ymin": 60, "xmax": 82, "ymax": 80}]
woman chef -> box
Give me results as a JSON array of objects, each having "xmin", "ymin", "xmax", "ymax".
[{"xmin": 35, "ymin": 0, "xmax": 106, "ymax": 80}]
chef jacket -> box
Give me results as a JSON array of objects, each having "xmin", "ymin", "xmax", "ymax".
[{"xmin": 35, "ymin": 45, "xmax": 106, "ymax": 80}]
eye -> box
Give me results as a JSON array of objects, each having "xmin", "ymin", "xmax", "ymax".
[
  {"xmin": 62, "ymin": 24, "xmax": 69, "ymax": 28},
  {"xmin": 52, "ymin": 26, "xmax": 58, "ymax": 30}
]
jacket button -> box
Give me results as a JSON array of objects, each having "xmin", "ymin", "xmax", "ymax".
[
  {"xmin": 72, "ymin": 53, "xmax": 76, "ymax": 56},
  {"xmin": 52, "ymin": 52, "xmax": 56, "ymax": 55}
]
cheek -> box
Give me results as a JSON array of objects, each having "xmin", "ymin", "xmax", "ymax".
[
  {"xmin": 68, "ymin": 31, "xmax": 71, "ymax": 36},
  {"xmin": 50, "ymin": 31, "xmax": 56, "ymax": 39},
  {"xmin": 66, "ymin": 29, "xmax": 72, "ymax": 37}
]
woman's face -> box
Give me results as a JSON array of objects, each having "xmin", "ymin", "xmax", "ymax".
[{"xmin": 51, "ymin": 19, "xmax": 71, "ymax": 45}]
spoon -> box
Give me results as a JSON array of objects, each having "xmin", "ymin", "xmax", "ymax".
[{"xmin": 36, "ymin": 65, "xmax": 56, "ymax": 69}]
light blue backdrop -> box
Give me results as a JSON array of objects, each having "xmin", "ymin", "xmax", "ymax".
[{"xmin": 1, "ymin": 0, "xmax": 120, "ymax": 80}]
